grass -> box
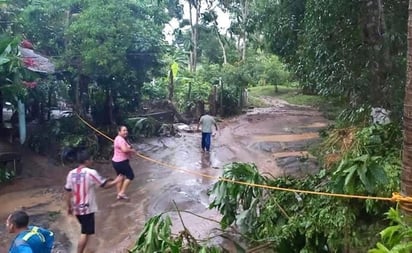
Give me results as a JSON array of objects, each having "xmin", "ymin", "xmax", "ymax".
[{"xmin": 248, "ymin": 85, "xmax": 345, "ymax": 120}]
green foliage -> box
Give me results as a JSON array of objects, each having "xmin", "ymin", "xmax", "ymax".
[
  {"xmin": 173, "ymin": 68, "xmax": 212, "ymax": 112},
  {"xmin": 27, "ymin": 116, "xmax": 98, "ymax": 157},
  {"xmin": 337, "ymin": 105, "xmax": 372, "ymax": 126},
  {"xmin": 209, "ymin": 162, "xmax": 364, "ymax": 252},
  {"xmin": 249, "ymin": 54, "xmax": 290, "ymax": 86},
  {"xmin": 369, "ymin": 207, "xmax": 412, "ymax": 253},
  {"xmin": 209, "ymin": 163, "xmax": 266, "ymax": 231},
  {"xmin": 252, "ymin": 0, "xmax": 305, "ymax": 61},
  {"xmin": 0, "ymin": 35, "xmax": 31, "ymax": 100},
  {"xmin": 0, "ymin": 166, "xmax": 16, "ymax": 183},
  {"xmin": 142, "ymin": 47, "xmax": 290, "ymax": 116},
  {"xmin": 141, "ymin": 80, "xmax": 168, "ymax": 100},
  {"xmin": 125, "ymin": 117, "xmax": 161, "ymax": 138},
  {"xmin": 260, "ymin": 175, "xmax": 357, "ymax": 252},
  {"xmin": 333, "ymin": 154, "xmax": 389, "ymax": 195},
  {"xmin": 253, "ymin": 0, "xmax": 407, "ymax": 117},
  {"xmin": 66, "ymin": 0, "xmax": 166, "ymax": 77},
  {"xmin": 130, "ymin": 215, "xmax": 182, "ymax": 253},
  {"xmin": 208, "ymin": 122, "xmax": 402, "ymax": 252},
  {"xmin": 130, "ymin": 214, "xmax": 221, "ymax": 253},
  {"xmin": 11, "ymin": 0, "xmax": 172, "ymax": 125},
  {"xmin": 329, "ymin": 124, "xmax": 402, "ymax": 200}
]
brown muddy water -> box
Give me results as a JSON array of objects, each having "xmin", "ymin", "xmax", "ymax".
[{"xmin": 0, "ymin": 99, "xmax": 328, "ymax": 253}]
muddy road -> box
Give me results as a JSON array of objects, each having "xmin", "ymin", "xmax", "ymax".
[{"xmin": 0, "ymin": 98, "xmax": 328, "ymax": 253}]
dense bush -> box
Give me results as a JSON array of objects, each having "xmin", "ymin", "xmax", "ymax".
[
  {"xmin": 27, "ymin": 116, "xmax": 99, "ymax": 160},
  {"xmin": 207, "ymin": 123, "xmax": 402, "ymax": 252},
  {"xmin": 369, "ymin": 207, "xmax": 412, "ymax": 253}
]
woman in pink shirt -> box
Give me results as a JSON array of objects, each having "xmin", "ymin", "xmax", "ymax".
[{"xmin": 112, "ymin": 126, "xmax": 136, "ymax": 200}]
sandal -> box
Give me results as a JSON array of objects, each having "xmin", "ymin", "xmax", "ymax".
[{"xmin": 117, "ymin": 194, "xmax": 129, "ymax": 200}]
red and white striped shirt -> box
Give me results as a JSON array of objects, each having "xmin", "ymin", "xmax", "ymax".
[{"xmin": 64, "ymin": 167, "xmax": 107, "ymax": 215}]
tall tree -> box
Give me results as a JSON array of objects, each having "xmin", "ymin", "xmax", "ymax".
[
  {"xmin": 251, "ymin": 0, "xmax": 306, "ymax": 61},
  {"xmin": 65, "ymin": 0, "xmax": 168, "ymax": 123},
  {"xmin": 202, "ymin": 9, "xmax": 228, "ymax": 64},
  {"xmin": 219, "ymin": 0, "xmax": 251, "ymax": 61},
  {"xmin": 187, "ymin": 0, "xmax": 202, "ymax": 72},
  {"xmin": 401, "ymin": 0, "xmax": 412, "ymax": 214}
]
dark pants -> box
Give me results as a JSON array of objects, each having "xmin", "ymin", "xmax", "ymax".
[
  {"xmin": 76, "ymin": 213, "xmax": 95, "ymax": 235},
  {"xmin": 112, "ymin": 160, "xmax": 135, "ymax": 180},
  {"xmin": 201, "ymin": 132, "xmax": 212, "ymax": 151}
]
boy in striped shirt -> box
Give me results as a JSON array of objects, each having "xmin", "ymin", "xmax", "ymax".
[{"xmin": 65, "ymin": 150, "xmax": 121, "ymax": 253}]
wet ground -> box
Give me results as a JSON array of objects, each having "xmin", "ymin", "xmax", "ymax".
[{"xmin": 0, "ymin": 98, "xmax": 328, "ymax": 253}]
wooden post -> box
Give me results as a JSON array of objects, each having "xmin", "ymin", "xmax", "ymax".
[
  {"xmin": 168, "ymin": 68, "xmax": 174, "ymax": 102},
  {"xmin": 188, "ymin": 82, "xmax": 192, "ymax": 101}
]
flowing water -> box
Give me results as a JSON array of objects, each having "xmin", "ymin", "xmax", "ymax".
[{"xmin": 0, "ymin": 98, "xmax": 328, "ymax": 252}]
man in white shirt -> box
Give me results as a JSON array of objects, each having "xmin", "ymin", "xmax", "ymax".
[
  {"xmin": 65, "ymin": 150, "xmax": 121, "ymax": 253},
  {"xmin": 197, "ymin": 111, "xmax": 218, "ymax": 152}
]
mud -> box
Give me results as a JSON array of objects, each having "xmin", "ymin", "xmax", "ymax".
[{"xmin": 0, "ymin": 98, "xmax": 328, "ymax": 252}]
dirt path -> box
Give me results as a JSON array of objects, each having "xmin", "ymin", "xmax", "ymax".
[{"xmin": 0, "ymin": 98, "xmax": 328, "ymax": 253}]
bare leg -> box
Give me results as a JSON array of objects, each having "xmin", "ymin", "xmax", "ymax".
[
  {"xmin": 119, "ymin": 178, "xmax": 131, "ymax": 196},
  {"xmin": 116, "ymin": 177, "xmax": 124, "ymax": 195},
  {"xmin": 77, "ymin": 234, "xmax": 89, "ymax": 253}
]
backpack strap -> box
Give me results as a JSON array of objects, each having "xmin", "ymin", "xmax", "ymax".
[
  {"xmin": 13, "ymin": 237, "xmax": 28, "ymax": 248},
  {"xmin": 22, "ymin": 226, "xmax": 46, "ymax": 243}
]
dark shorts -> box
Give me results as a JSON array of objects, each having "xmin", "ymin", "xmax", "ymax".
[
  {"xmin": 112, "ymin": 160, "xmax": 135, "ymax": 180},
  {"xmin": 76, "ymin": 213, "xmax": 95, "ymax": 235}
]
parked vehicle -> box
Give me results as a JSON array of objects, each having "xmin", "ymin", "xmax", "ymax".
[
  {"xmin": 2, "ymin": 102, "xmax": 13, "ymax": 121},
  {"xmin": 50, "ymin": 108, "xmax": 73, "ymax": 119}
]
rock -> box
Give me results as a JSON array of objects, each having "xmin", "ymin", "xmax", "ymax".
[
  {"xmin": 371, "ymin": 107, "xmax": 391, "ymax": 124},
  {"xmin": 158, "ymin": 124, "xmax": 174, "ymax": 137},
  {"xmin": 174, "ymin": 123, "xmax": 194, "ymax": 133}
]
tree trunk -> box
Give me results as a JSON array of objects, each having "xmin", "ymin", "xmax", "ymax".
[
  {"xmin": 47, "ymin": 86, "xmax": 52, "ymax": 121},
  {"xmin": 216, "ymin": 29, "xmax": 227, "ymax": 64},
  {"xmin": 188, "ymin": 0, "xmax": 200, "ymax": 72},
  {"xmin": 360, "ymin": 0, "xmax": 391, "ymax": 106},
  {"xmin": 219, "ymin": 77, "xmax": 223, "ymax": 116},
  {"xmin": 75, "ymin": 76, "xmax": 80, "ymax": 114},
  {"xmin": 240, "ymin": 0, "xmax": 248, "ymax": 61},
  {"xmin": 188, "ymin": 81, "xmax": 192, "ymax": 101},
  {"xmin": 108, "ymin": 88, "xmax": 114, "ymax": 125},
  {"xmin": 213, "ymin": 18, "xmax": 227, "ymax": 64},
  {"xmin": 189, "ymin": 0, "xmax": 194, "ymax": 71},
  {"xmin": 401, "ymin": 0, "xmax": 412, "ymax": 214},
  {"xmin": 168, "ymin": 68, "xmax": 174, "ymax": 101}
]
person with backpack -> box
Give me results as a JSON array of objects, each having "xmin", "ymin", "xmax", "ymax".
[
  {"xmin": 7, "ymin": 210, "xmax": 54, "ymax": 253},
  {"xmin": 65, "ymin": 150, "xmax": 122, "ymax": 253}
]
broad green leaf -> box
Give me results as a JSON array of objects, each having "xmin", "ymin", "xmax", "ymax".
[
  {"xmin": 343, "ymin": 165, "xmax": 357, "ymax": 187},
  {"xmin": 0, "ymin": 56, "xmax": 10, "ymax": 65},
  {"xmin": 171, "ymin": 61, "xmax": 179, "ymax": 78}
]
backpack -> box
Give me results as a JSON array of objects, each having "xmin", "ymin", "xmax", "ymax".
[{"xmin": 15, "ymin": 226, "xmax": 54, "ymax": 253}]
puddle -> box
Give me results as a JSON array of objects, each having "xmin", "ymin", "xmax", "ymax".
[
  {"xmin": 272, "ymin": 151, "xmax": 314, "ymax": 159},
  {"xmin": 252, "ymin": 133, "xmax": 319, "ymax": 142}
]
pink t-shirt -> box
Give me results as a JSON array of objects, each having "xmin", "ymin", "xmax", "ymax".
[{"xmin": 112, "ymin": 136, "xmax": 130, "ymax": 162}]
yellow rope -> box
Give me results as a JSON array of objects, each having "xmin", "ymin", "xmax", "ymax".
[{"xmin": 75, "ymin": 113, "xmax": 412, "ymax": 203}]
